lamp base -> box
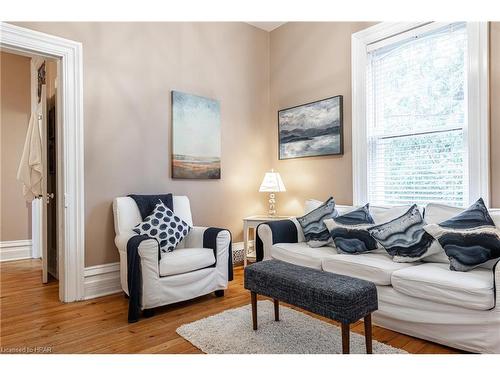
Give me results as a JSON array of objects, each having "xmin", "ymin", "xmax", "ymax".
[{"xmin": 268, "ymin": 193, "xmax": 277, "ymax": 217}]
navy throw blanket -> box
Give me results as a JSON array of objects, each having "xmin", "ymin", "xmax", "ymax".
[
  {"xmin": 129, "ymin": 194, "xmax": 173, "ymax": 220},
  {"xmin": 203, "ymin": 227, "xmax": 234, "ymax": 281},
  {"xmin": 127, "ymin": 194, "xmax": 173, "ymax": 323}
]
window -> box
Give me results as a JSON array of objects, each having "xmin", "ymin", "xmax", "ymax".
[{"xmin": 352, "ymin": 22, "xmax": 489, "ymax": 208}]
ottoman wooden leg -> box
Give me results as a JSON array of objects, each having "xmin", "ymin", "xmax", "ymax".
[
  {"xmin": 341, "ymin": 322, "xmax": 350, "ymax": 354},
  {"xmin": 251, "ymin": 291, "xmax": 258, "ymax": 330},
  {"xmin": 364, "ymin": 313, "xmax": 373, "ymax": 354},
  {"xmin": 274, "ymin": 299, "xmax": 279, "ymax": 321}
]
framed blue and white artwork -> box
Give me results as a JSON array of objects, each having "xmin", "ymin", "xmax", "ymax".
[
  {"xmin": 278, "ymin": 95, "xmax": 343, "ymax": 159},
  {"xmin": 171, "ymin": 91, "xmax": 221, "ymax": 179}
]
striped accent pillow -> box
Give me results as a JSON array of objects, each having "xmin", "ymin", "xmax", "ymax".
[
  {"xmin": 368, "ymin": 205, "xmax": 440, "ymax": 262},
  {"xmin": 324, "ymin": 204, "xmax": 378, "ymax": 254},
  {"xmin": 424, "ymin": 198, "xmax": 500, "ymax": 271},
  {"xmin": 297, "ymin": 197, "xmax": 338, "ymax": 247}
]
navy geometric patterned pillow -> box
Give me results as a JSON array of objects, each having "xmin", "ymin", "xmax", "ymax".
[
  {"xmin": 368, "ymin": 205, "xmax": 440, "ymax": 262},
  {"xmin": 424, "ymin": 198, "xmax": 500, "ymax": 271},
  {"xmin": 297, "ymin": 197, "xmax": 338, "ymax": 247},
  {"xmin": 324, "ymin": 204, "xmax": 378, "ymax": 254},
  {"xmin": 133, "ymin": 200, "xmax": 191, "ymax": 253}
]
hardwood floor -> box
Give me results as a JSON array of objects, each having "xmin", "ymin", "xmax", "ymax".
[{"xmin": 0, "ymin": 259, "xmax": 463, "ymax": 354}]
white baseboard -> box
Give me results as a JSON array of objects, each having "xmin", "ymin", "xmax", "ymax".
[
  {"xmin": 0, "ymin": 240, "xmax": 32, "ymax": 262},
  {"xmin": 82, "ymin": 242, "xmax": 253, "ymax": 300},
  {"xmin": 83, "ymin": 262, "xmax": 121, "ymax": 300}
]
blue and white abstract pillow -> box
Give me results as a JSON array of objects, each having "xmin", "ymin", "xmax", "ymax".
[
  {"xmin": 297, "ymin": 197, "xmax": 338, "ymax": 247},
  {"xmin": 324, "ymin": 204, "xmax": 378, "ymax": 254},
  {"xmin": 424, "ymin": 198, "xmax": 500, "ymax": 271},
  {"xmin": 133, "ymin": 200, "xmax": 191, "ymax": 253},
  {"xmin": 368, "ymin": 205, "xmax": 440, "ymax": 262}
]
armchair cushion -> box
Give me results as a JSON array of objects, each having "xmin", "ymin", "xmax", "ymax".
[
  {"xmin": 133, "ymin": 201, "xmax": 191, "ymax": 253},
  {"xmin": 159, "ymin": 248, "xmax": 216, "ymax": 276}
]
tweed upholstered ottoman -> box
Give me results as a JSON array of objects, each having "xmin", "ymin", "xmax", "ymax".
[{"xmin": 244, "ymin": 259, "xmax": 378, "ymax": 354}]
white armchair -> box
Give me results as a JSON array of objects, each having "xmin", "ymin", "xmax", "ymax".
[{"xmin": 112, "ymin": 196, "xmax": 231, "ymax": 314}]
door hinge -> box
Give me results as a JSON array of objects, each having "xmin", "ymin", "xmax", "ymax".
[{"xmin": 64, "ymin": 193, "xmax": 69, "ymax": 208}]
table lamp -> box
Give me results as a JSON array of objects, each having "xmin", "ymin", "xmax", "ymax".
[{"xmin": 259, "ymin": 169, "xmax": 286, "ymax": 216}]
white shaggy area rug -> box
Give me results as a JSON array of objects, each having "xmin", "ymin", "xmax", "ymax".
[{"xmin": 176, "ymin": 300, "xmax": 406, "ymax": 354}]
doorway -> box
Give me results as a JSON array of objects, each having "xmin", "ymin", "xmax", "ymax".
[
  {"xmin": 32, "ymin": 56, "xmax": 60, "ymax": 283},
  {"xmin": 1, "ymin": 22, "xmax": 85, "ymax": 302},
  {"xmin": 1, "ymin": 50, "xmax": 60, "ymax": 289}
]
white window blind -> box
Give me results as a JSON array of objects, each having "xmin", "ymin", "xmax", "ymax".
[{"xmin": 366, "ymin": 23, "xmax": 467, "ymax": 207}]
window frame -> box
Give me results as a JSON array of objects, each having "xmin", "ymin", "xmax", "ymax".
[{"xmin": 351, "ymin": 22, "xmax": 490, "ymax": 207}]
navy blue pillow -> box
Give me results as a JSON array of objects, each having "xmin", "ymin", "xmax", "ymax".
[
  {"xmin": 297, "ymin": 197, "xmax": 338, "ymax": 247},
  {"xmin": 424, "ymin": 198, "xmax": 500, "ymax": 271},
  {"xmin": 324, "ymin": 204, "xmax": 378, "ymax": 254}
]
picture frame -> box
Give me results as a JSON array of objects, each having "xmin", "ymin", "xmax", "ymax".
[
  {"xmin": 171, "ymin": 90, "xmax": 221, "ymax": 179},
  {"xmin": 278, "ymin": 95, "xmax": 343, "ymax": 160}
]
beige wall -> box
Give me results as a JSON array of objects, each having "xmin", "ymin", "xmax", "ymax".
[
  {"xmin": 14, "ymin": 22, "xmax": 271, "ymax": 266},
  {"xmin": 7, "ymin": 21, "xmax": 499, "ymax": 266},
  {"xmin": 0, "ymin": 52, "xmax": 32, "ymax": 241},
  {"xmin": 269, "ymin": 21, "xmax": 500, "ymax": 214},
  {"xmin": 269, "ymin": 22, "xmax": 375, "ymax": 215}
]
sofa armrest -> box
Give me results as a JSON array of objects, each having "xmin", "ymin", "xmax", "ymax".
[
  {"xmin": 495, "ymin": 261, "xmax": 500, "ymax": 308},
  {"xmin": 256, "ymin": 219, "xmax": 301, "ymax": 262}
]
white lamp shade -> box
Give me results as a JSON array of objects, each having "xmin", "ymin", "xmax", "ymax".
[{"xmin": 259, "ymin": 171, "xmax": 286, "ymax": 192}]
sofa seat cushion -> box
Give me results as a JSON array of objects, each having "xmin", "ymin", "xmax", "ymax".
[
  {"xmin": 159, "ymin": 247, "xmax": 215, "ymax": 277},
  {"xmin": 322, "ymin": 253, "xmax": 418, "ymax": 285},
  {"xmin": 391, "ymin": 263, "xmax": 494, "ymax": 310},
  {"xmin": 271, "ymin": 242, "xmax": 337, "ymax": 270}
]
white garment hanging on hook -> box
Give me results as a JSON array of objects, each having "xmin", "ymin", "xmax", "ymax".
[{"xmin": 17, "ymin": 101, "xmax": 43, "ymax": 202}]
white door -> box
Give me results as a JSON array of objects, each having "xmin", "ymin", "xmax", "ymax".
[{"xmin": 39, "ymin": 84, "xmax": 49, "ymax": 284}]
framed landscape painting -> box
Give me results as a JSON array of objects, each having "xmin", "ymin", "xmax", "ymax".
[
  {"xmin": 278, "ymin": 95, "xmax": 343, "ymax": 159},
  {"xmin": 171, "ymin": 91, "xmax": 221, "ymax": 179}
]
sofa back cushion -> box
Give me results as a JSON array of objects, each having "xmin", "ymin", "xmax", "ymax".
[
  {"xmin": 304, "ymin": 199, "xmax": 354, "ymax": 216},
  {"xmin": 304, "ymin": 199, "xmax": 323, "ymax": 214},
  {"xmin": 113, "ymin": 195, "xmax": 193, "ymax": 236}
]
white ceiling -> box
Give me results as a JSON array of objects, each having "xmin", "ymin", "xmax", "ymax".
[{"xmin": 246, "ymin": 22, "xmax": 286, "ymax": 32}]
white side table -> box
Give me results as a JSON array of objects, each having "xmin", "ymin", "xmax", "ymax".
[{"xmin": 243, "ymin": 215, "xmax": 290, "ymax": 267}]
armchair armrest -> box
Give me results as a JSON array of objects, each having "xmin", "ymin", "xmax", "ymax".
[
  {"xmin": 184, "ymin": 226, "xmax": 209, "ymax": 248},
  {"xmin": 115, "ymin": 232, "xmax": 161, "ymax": 274},
  {"xmin": 185, "ymin": 226, "xmax": 232, "ymax": 282},
  {"xmin": 256, "ymin": 219, "xmax": 302, "ymax": 262},
  {"xmin": 114, "ymin": 231, "xmax": 138, "ymax": 253}
]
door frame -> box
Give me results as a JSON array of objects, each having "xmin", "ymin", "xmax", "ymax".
[{"xmin": 0, "ymin": 22, "xmax": 85, "ymax": 302}]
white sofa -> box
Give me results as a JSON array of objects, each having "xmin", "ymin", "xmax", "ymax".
[
  {"xmin": 257, "ymin": 201, "xmax": 500, "ymax": 353},
  {"xmin": 113, "ymin": 196, "xmax": 231, "ymax": 311}
]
